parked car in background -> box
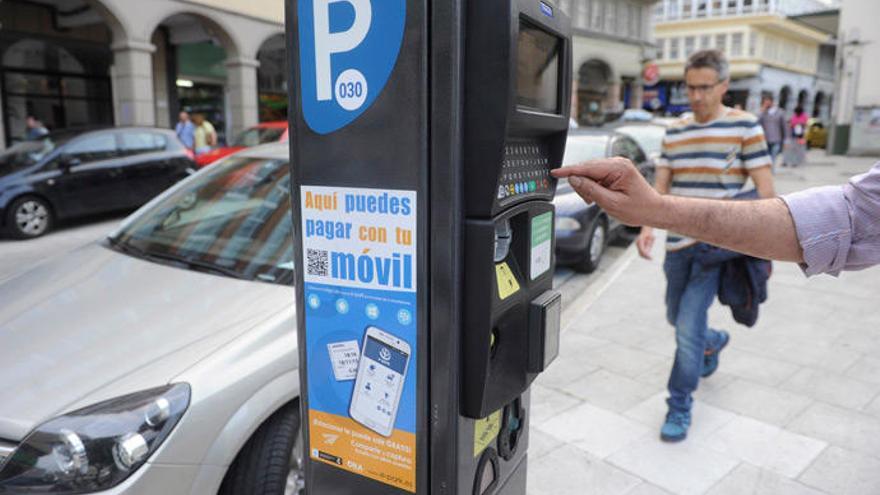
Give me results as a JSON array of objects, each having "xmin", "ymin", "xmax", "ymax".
[
  {"xmin": 554, "ymin": 130, "xmax": 654, "ymax": 273},
  {"xmin": 0, "ymin": 144, "xmax": 304, "ymax": 495},
  {"xmin": 614, "ymin": 123, "xmax": 667, "ymax": 162},
  {"xmin": 805, "ymin": 118, "xmax": 828, "ymax": 149},
  {"xmin": 195, "ymin": 121, "xmax": 289, "ymax": 168},
  {"xmin": 0, "ymin": 127, "xmax": 194, "ymax": 239}
]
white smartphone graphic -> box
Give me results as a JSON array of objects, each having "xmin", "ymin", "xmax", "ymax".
[{"xmin": 349, "ymin": 326, "xmax": 411, "ymax": 437}]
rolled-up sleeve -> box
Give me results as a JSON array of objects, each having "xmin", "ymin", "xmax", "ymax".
[{"xmin": 781, "ymin": 162, "xmax": 880, "ymax": 277}]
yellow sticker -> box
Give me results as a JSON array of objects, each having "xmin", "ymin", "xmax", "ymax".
[
  {"xmin": 495, "ymin": 262, "xmax": 520, "ymax": 300},
  {"xmin": 474, "ymin": 410, "xmax": 502, "ymax": 457}
]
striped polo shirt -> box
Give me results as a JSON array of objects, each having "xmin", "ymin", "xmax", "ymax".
[{"xmin": 657, "ymin": 107, "xmax": 772, "ymax": 251}]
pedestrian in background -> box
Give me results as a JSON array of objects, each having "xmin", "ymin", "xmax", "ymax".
[
  {"xmin": 784, "ymin": 106, "xmax": 808, "ymax": 168},
  {"xmin": 758, "ymin": 95, "xmax": 787, "ymax": 170},
  {"xmin": 24, "ymin": 116, "xmax": 49, "ymax": 141},
  {"xmin": 636, "ymin": 49, "xmax": 776, "ymax": 443},
  {"xmin": 192, "ymin": 113, "xmax": 217, "ymax": 156},
  {"xmin": 175, "ymin": 111, "xmax": 195, "ymax": 151}
]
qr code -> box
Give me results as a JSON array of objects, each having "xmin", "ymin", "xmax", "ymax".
[{"xmin": 307, "ymin": 249, "xmax": 329, "ymax": 276}]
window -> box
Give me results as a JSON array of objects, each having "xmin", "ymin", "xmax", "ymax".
[
  {"xmin": 605, "ymin": 0, "xmax": 616, "ymax": 32},
  {"xmin": 782, "ymin": 40, "xmax": 796, "ymax": 64},
  {"xmin": 684, "ymin": 36, "xmax": 696, "ymax": 57},
  {"xmin": 657, "ymin": 38, "xmax": 667, "ymax": 60},
  {"xmin": 668, "ymin": 0, "xmax": 680, "ymax": 19},
  {"xmin": 697, "ymin": 0, "xmax": 708, "ymax": 17},
  {"xmin": 577, "ymin": 0, "xmax": 590, "ymax": 30},
  {"xmin": 764, "ymin": 36, "xmax": 778, "ymax": 60},
  {"xmin": 619, "ymin": 3, "xmax": 631, "ymax": 37},
  {"xmin": 65, "ymin": 134, "xmax": 118, "ymax": 164},
  {"xmin": 700, "ymin": 35, "xmax": 711, "ymax": 49},
  {"xmin": 669, "ymin": 38, "xmax": 680, "ymax": 59},
  {"xmin": 715, "ymin": 33, "xmax": 727, "ymax": 53},
  {"xmin": 121, "ymin": 132, "xmax": 168, "ymax": 156},
  {"xmin": 731, "ymin": 33, "xmax": 744, "ymax": 57},
  {"xmin": 749, "ymin": 32, "xmax": 758, "ymax": 56},
  {"xmin": 591, "ymin": 0, "xmax": 604, "ymax": 30},
  {"xmin": 631, "ymin": 6, "xmax": 642, "ymax": 39},
  {"xmin": 682, "ymin": 0, "xmax": 693, "ymax": 18}
]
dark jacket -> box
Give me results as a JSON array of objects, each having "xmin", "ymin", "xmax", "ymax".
[{"xmin": 695, "ymin": 245, "xmax": 771, "ymax": 327}]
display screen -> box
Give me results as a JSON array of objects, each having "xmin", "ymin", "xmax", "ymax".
[{"xmin": 517, "ymin": 20, "xmax": 561, "ymax": 114}]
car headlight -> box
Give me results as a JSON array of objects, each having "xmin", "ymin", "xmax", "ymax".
[
  {"xmin": 555, "ymin": 217, "xmax": 582, "ymax": 232},
  {"xmin": 0, "ymin": 383, "xmax": 190, "ymax": 494}
]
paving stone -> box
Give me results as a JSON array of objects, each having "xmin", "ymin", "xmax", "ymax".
[
  {"xmin": 700, "ymin": 379, "xmax": 813, "ymax": 426},
  {"xmin": 799, "ymin": 446, "xmax": 880, "ymax": 495},
  {"xmin": 587, "ymin": 320, "xmax": 665, "ymax": 348},
  {"xmin": 529, "ymin": 383, "xmax": 582, "ymax": 425},
  {"xmin": 633, "ymin": 361, "xmax": 673, "ymax": 389},
  {"xmin": 559, "ymin": 369, "xmax": 658, "ymax": 413},
  {"xmin": 624, "ymin": 482, "xmax": 673, "ymax": 495},
  {"xmin": 788, "ymin": 403, "xmax": 880, "ymax": 457},
  {"xmin": 704, "ymin": 416, "xmax": 827, "ymax": 478},
  {"xmin": 533, "ymin": 354, "xmax": 597, "ymax": 389},
  {"xmin": 606, "ymin": 436, "xmax": 739, "ymax": 495},
  {"xmin": 707, "ymin": 463, "xmax": 827, "ymax": 495},
  {"xmin": 526, "ymin": 443, "xmax": 642, "ymax": 495},
  {"xmin": 537, "ymin": 402, "xmax": 652, "ymax": 459},
  {"xmin": 844, "ymin": 355, "xmax": 880, "ymax": 385},
  {"xmin": 716, "ymin": 348, "xmax": 800, "ymax": 386},
  {"xmin": 527, "ymin": 427, "xmax": 564, "ymax": 461},
  {"xmin": 557, "ymin": 332, "xmax": 612, "ymax": 357},
  {"xmin": 623, "ymin": 392, "xmax": 736, "ymax": 442},
  {"xmin": 576, "ymin": 342, "xmax": 669, "ymax": 378},
  {"xmin": 780, "ymin": 368, "xmax": 880, "ymax": 410}
]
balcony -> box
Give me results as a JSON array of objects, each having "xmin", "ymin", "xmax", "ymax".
[{"xmin": 654, "ymin": 0, "xmax": 829, "ymax": 23}]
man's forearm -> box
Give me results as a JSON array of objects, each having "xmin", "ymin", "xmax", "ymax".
[{"xmin": 649, "ymin": 195, "xmax": 804, "ymax": 262}]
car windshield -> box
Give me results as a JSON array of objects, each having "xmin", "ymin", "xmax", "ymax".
[
  {"xmin": 109, "ymin": 154, "xmax": 294, "ymax": 285},
  {"xmin": 234, "ymin": 127, "xmax": 286, "ymax": 147},
  {"xmin": 0, "ymin": 137, "xmax": 60, "ymax": 174},
  {"xmin": 616, "ymin": 125, "xmax": 665, "ymax": 156}
]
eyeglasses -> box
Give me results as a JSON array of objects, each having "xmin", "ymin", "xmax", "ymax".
[{"xmin": 686, "ymin": 81, "xmax": 723, "ymax": 94}]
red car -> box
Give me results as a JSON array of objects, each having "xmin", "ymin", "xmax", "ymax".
[{"xmin": 194, "ymin": 121, "xmax": 288, "ymax": 167}]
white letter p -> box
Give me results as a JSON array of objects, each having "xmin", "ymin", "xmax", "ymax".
[{"xmin": 313, "ymin": 0, "xmax": 372, "ymax": 102}]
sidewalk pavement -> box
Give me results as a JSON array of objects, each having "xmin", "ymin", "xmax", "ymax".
[{"xmin": 528, "ymin": 152, "xmax": 880, "ymax": 495}]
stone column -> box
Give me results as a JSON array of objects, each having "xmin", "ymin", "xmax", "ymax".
[
  {"xmin": 225, "ymin": 57, "xmax": 261, "ymax": 143},
  {"xmin": 111, "ymin": 40, "xmax": 157, "ymax": 127}
]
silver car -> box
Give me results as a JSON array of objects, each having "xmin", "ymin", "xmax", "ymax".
[{"xmin": 0, "ymin": 144, "xmax": 304, "ymax": 494}]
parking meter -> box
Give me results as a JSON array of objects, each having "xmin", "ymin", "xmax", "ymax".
[{"xmin": 287, "ymin": 0, "xmax": 570, "ymax": 493}]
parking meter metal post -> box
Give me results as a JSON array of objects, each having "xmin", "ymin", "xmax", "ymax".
[{"xmin": 286, "ymin": 1, "xmax": 571, "ymax": 493}]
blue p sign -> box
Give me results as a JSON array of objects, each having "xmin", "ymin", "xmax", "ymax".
[{"xmin": 298, "ymin": 0, "xmax": 406, "ymax": 134}]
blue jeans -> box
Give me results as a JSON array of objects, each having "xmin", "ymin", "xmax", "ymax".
[
  {"xmin": 663, "ymin": 245, "xmax": 725, "ymax": 414},
  {"xmin": 768, "ymin": 142, "xmax": 782, "ymax": 169}
]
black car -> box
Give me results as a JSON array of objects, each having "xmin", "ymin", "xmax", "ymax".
[
  {"xmin": 0, "ymin": 127, "xmax": 194, "ymax": 238},
  {"xmin": 553, "ymin": 130, "xmax": 655, "ymax": 273}
]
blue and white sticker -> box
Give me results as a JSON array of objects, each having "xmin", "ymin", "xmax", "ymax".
[{"xmin": 298, "ymin": 0, "xmax": 406, "ymax": 134}]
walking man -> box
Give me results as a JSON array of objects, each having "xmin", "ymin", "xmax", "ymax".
[
  {"xmin": 635, "ymin": 50, "xmax": 776, "ymax": 442},
  {"xmin": 758, "ymin": 95, "xmax": 787, "ymax": 169},
  {"xmin": 175, "ymin": 111, "xmax": 195, "ymax": 151},
  {"xmin": 24, "ymin": 116, "xmax": 49, "ymax": 140}
]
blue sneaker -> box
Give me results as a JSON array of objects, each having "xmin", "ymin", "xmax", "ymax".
[
  {"xmin": 660, "ymin": 410, "xmax": 691, "ymax": 442},
  {"xmin": 701, "ymin": 330, "xmax": 730, "ymax": 378}
]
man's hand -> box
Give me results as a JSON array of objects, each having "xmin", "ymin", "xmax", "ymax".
[
  {"xmin": 551, "ymin": 157, "xmax": 665, "ymax": 227},
  {"xmin": 636, "ymin": 227, "xmax": 655, "ymax": 260}
]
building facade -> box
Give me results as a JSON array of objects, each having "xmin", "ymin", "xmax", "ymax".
[
  {"xmin": 0, "ymin": 0, "xmax": 286, "ymax": 148},
  {"xmin": 557, "ymin": 0, "xmax": 659, "ymax": 125},
  {"xmin": 650, "ymin": 0, "xmax": 833, "ymax": 118},
  {"xmin": 830, "ymin": 0, "xmax": 880, "ymax": 155}
]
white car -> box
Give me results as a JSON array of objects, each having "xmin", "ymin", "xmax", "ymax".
[{"xmin": 0, "ymin": 144, "xmax": 304, "ymax": 494}]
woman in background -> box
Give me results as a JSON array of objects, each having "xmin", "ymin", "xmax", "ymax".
[{"xmin": 784, "ymin": 106, "xmax": 808, "ymax": 168}]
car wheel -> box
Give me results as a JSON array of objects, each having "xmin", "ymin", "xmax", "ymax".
[
  {"xmin": 6, "ymin": 196, "xmax": 53, "ymax": 239},
  {"xmin": 575, "ymin": 216, "xmax": 607, "ymax": 274},
  {"xmin": 219, "ymin": 402, "xmax": 303, "ymax": 495}
]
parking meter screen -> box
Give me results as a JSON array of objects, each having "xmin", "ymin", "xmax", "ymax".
[{"xmin": 516, "ymin": 20, "xmax": 561, "ymax": 114}]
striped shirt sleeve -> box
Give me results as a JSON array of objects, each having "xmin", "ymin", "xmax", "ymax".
[
  {"xmin": 656, "ymin": 135, "xmax": 672, "ymax": 169},
  {"xmin": 741, "ymin": 123, "xmax": 772, "ymax": 170}
]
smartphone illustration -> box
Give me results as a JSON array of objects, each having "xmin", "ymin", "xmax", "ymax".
[{"xmin": 349, "ymin": 326, "xmax": 411, "ymax": 437}]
